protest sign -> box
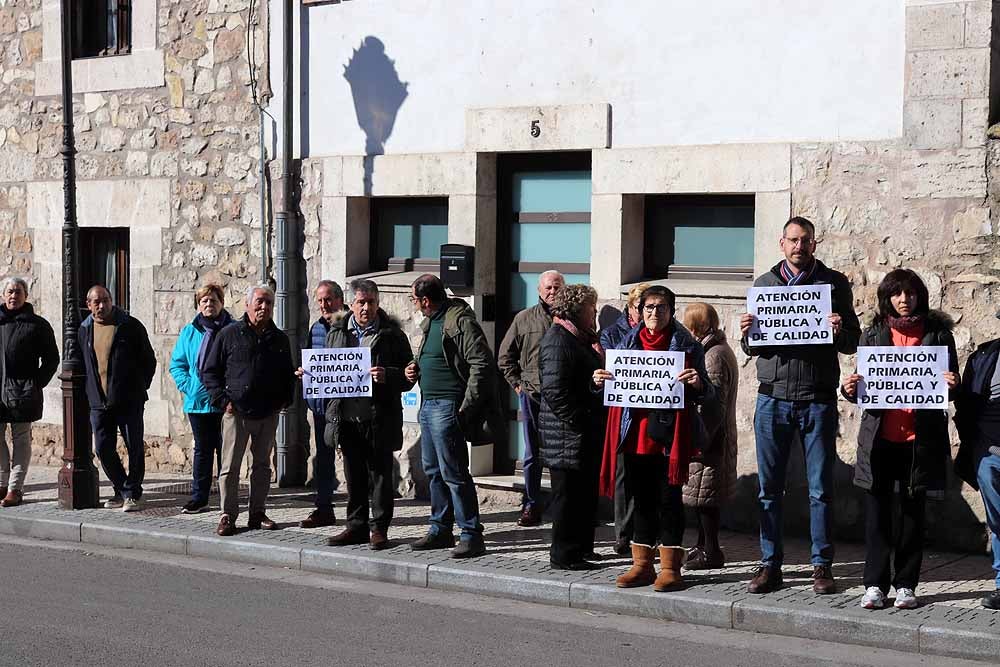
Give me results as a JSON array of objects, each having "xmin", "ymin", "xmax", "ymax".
[
  {"xmin": 746, "ymin": 284, "xmax": 833, "ymax": 346},
  {"xmin": 301, "ymin": 347, "xmax": 372, "ymax": 399},
  {"xmin": 603, "ymin": 349, "xmax": 685, "ymax": 409},
  {"xmin": 856, "ymin": 345, "xmax": 949, "ymax": 409}
]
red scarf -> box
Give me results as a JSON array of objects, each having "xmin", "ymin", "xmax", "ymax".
[{"xmin": 598, "ymin": 328, "xmax": 695, "ymax": 497}]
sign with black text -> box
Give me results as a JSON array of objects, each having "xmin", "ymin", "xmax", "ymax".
[
  {"xmin": 747, "ymin": 284, "xmax": 833, "ymax": 346},
  {"xmin": 856, "ymin": 345, "xmax": 949, "ymax": 409},
  {"xmin": 301, "ymin": 347, "xmax": 372, "ymax": 399},
  {"xmin": 603, "ymin": 350, "xmax": 685, "ymax": 409}
]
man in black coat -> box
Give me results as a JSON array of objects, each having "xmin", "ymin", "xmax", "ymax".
[
  {"xmin": 202, "ymin": 284, "xmax": 294, "ymax": 536},
  {"xmin": 79, "ymin": 285, "xmax": 157, "ymax": 512},
  {"xmin": 0, "ymin": 277, "xmax": 59, "ymax": 506}
]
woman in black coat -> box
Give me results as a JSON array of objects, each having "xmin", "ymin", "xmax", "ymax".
[
  {"xmin": 0, "ymin": 277, "xmax": 59, "ymax": 507},
  {"xmin": 539, "ymin": 284, "xmax": 606, "ymax": 570},
  {"xmin": 842, "ymin": 269, "xmax": 959, "ymax": 611}
]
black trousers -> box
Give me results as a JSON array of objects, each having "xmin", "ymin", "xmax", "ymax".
[
  {"xmin": 863, "ymin": 440, "xmax": 927, "ymax": 593},
  {"xmin": 340, "ymin": 421, "xmax": 395, "ymax": 534},
  {"xmin": 549, "ymin": 455, "xmax": 599, "ymax": 565},
  {"xmin": 625, "ymin": 453, "xmax": 685, "ymax": 547}
]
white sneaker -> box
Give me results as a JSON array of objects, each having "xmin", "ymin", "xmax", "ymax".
[
  {"xmin": 104, "ymin": 495, "xmax": 124, "ymax": 509},
  {"xmin": 860, "ymin": 586, "xmax": 886, "ymax": 609},
  {"xmin": 894, "ymin": 588, "xmax": 919, "ymax": 609},
  {"xmin": 122, "ymin": 497, "xmax": 142, "ymax": 513}
]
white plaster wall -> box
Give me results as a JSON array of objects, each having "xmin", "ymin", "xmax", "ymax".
[{"xmin": 273, "ymin": 0, "xmax": 905, "ymax": 157}]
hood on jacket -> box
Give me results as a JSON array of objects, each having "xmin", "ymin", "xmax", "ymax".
[
  {"xmin": 0, "ymin": 301, "xmax": 36, "ymax": 322},
  {"xmin": 333, "ymin": 307, "xmax": 405, "ymax": 335}
]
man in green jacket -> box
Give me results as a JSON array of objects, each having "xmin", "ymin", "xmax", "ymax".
[
  {"xmin": 498, "ymin": 270, "xmax": 563, "ymax": 526},
  {"xmin": 405, "ymin": 274, "xmax": 503, "ymax": 558}
]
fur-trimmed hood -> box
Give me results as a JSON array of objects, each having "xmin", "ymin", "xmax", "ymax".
[{"xmin": 866, "ymin": 308, "xmax": 954, "ymax": 333}]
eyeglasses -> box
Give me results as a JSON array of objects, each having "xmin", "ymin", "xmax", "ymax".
[{"xmin": 643, "ymin": 304, "xmax": 669, "ymax": 314}]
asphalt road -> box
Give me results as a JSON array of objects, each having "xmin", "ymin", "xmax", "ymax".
[{"xmin": 0, "ymin": 538, "xmax": 985, "ymax": 667}]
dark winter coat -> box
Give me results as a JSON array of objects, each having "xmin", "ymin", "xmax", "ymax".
[
  {"xmin": 416, "ymin": 298, "xmax": 505, "ymax": 444},
  {"xmin": 954, "ymin": 337, "xmax": 1000, "ymax": 490},
  {"xmin": 0, "ymin": 303, "xmax": 59, "ymax": 423},
  {"xmin": 682, "ymin": 330, "xmax": 739, "ymax": 508},
  {"xmin": 599, "ymin": 311, "xmax": 633, "ymax": 352},
  {"xmin": 538, "ymin": 324, "xmax": 606, "ymax": 470},
  {"xmin": 201, "ymin": 314, "xmax": 295, "ymax": 419},
  {"xmin": 846, "ymin": 311, "xmax": 959, "ymax": 495},
  {"xmin": 79, "ymin": 307, "xmax": 156, "ymax": 413},
  {"xmin": 741, "ymin": 259, "xmax": 861, "ymax": 402},
  {"xmin": 323, "ymin": 309, "xmax": 415, "ymax": 452}
]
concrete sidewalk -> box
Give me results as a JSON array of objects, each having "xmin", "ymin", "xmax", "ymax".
[{"xmin": 3, "ymin": 467, "xmax": 999, "ymax": 663}]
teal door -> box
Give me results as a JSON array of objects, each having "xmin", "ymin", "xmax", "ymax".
[{"xmin": 505, "ymin": 169, "xmax": 592, "ymax": 464}]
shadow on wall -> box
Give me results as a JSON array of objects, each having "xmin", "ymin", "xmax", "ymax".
[{"xmin": 343, "ymin": 36, "xmax": 409, "ymax": 195}]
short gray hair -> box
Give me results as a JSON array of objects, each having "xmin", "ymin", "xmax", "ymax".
[
  {"xmin": 245, "ymin": 283, "xmax": 275, "ymax": 304},
  {"xmin": 347, "ymin": 278, "xmax": 379, "ymax": 302},
  {"xmin": 1, "ymin": 276, "xmax": 28, "ymax": 295},
  {"xmin": 538, "ymin": 270, "xmax": 564, "ymax": 286},
  {"xmin": 315, "ymin": 280, "xmax": 344, "ymax": 301}
]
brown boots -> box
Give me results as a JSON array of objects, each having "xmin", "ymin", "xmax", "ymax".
[
  {"xmin": 616, "ymin": 544, "xmax": 656, "ymax": 588},
  {"xmin": 616, "ymin": 544, "xmax": 686, "ymax": 591},
  {"xmin": 654, "ymin": 546, "xmax": 685, "ymax": 592}
]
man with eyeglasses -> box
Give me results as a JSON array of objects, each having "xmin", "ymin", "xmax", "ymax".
[
  {"xmin": 739, "ymin": 217, "xmax": 860, "ymax": 595},
  {"xmin": 404, "ymin": 274, "xmax": 504, "ymax": 558}
]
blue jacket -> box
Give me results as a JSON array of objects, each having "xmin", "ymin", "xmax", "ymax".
[
  {"xmin": 600, "ymin": 311, "xmax": 633, "ymax": 352},
  {"xmin": 616, "ymin": 321, "xmax": 714, "ymax": 447},
  {"xmin": 170, "ymin": 314, "xmax": 232, "ymax": 414}
]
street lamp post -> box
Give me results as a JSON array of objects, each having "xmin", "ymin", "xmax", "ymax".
[{"xmin": 56, "ymin": 0, "xmax": 99, "ymax": 509}]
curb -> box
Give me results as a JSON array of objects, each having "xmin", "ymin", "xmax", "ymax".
[{"xmin": 3, "ymin": 515, "xmax": 998, "ymax": 663}]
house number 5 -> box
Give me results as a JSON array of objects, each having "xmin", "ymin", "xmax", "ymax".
[{"xmin": 530, "ymin": 120, "xmax": 541, "ymax": 138}]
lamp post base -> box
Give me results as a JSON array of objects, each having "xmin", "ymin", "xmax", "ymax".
[{"xmin": 57, "ymin": 461, "xmax": 99, "ymax": 510}]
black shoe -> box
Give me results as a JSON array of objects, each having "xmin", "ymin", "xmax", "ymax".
[
  {"xmin": 181, "ymin": 500, "xmax": 209, "ymax": 514},
  {"xmin": 581, "ymin": 551, "xmax": 602, "ymax": 562},
  {"xmin": 982, "ymin": 590, "xmax": 1000, "ymax": 609},
  {"xmin": 551, "ymin": 560, "xmax": 598, "ymax": 571},
  {"xmin": 410, "ymin": 531, "xmax": 456, "ymax": 551},
  {"xmin": 451, "ymin": 537, "xmax": 486, "ymax": 559},
  {"xmin": 614, "ymin": 537, "xmax": 631, "ymax": 556}
]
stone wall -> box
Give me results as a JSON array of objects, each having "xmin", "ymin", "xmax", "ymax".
[{"xmin": 0, "ymin": 0, "xmax": 271, "ymax": 472}]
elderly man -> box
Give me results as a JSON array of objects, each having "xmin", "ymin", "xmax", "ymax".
[
  {"xmin": 740, "ymin": 217, "xmax": 860, "ymax": 595},
  {"xmin": 299, "ymin": 280, "xmax": 346, "ymax": 529},
  {"xmin": 498, "ymin": 270, "xmax": 564, "ymax": 526},
  {"xmin": 299, "ymin": 279, "xmax": 414, "ymax": 549},
  {"xmin": 79, "ymin": 285, "xmax": 157, "ymax": 512},
  {"xmin": 202, "ymin": 284, "xmax": 295, "ymax": 536},
  {"xmin": 405, "ymin": 274, "xmax": 504, "ymax": 558}
]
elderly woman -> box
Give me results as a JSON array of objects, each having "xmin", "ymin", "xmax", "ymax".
[
  {"xmin": 681, "ymin": 303, "xmax": 739, "ymax": 569},
  {"xmin": 539, "ymin": 284, "xmax": 607, "ymax": 570},
  {"xmin": 0, "ymin": 277, "xmax": 59, "ymax": 507},
  {"xmin": 169, "ymin": 284, "xmax": 234, "ymax": 514},
  {"xmin": 843, "ymin": 269, "xmax": 959, "ymax": 610},
  {"xmin": 596, "ymin": 285, "xmax": 713, "ymax": 591},
  {"xmin": 600, "ymin": 282, "xmax": 649, "ymax": 554}
]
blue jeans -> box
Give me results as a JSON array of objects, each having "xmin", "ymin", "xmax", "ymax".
[
  {"xmin": 519, "ymin": 392, "xmax": 543, "ymax": 510},
  {"xmin": 754, "ymin": 395, "xmax": 838, "ymax": 567},
  {"xmin": 91, "ymin": 407, "xmax": 145, "ymax": 501},
  {"xmin": 418, "ymin": 399, "xmax": 483, "ymax": 539},
  {"xmin": 311, "ymin": 411, "xmax": 339, "ymax": 509},
  {"xmin": 188, "ymin": 412, "xmax": 223, "ymax": 504},
  {"xmin": 976, "ymin": 452, "xmax": 1000, "ymax": 588}
]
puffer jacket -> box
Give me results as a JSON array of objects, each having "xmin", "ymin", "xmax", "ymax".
[
  {"xmin": 497, "ymin": 300, "xmax": 552, "ymax": 399},
  {"xmin": 0, "ymin": 303, "xmax": 59, "ymax": 423},
  {"xmin": 846, "ymin": 311, "xmax": 959, "ymax": 496},
  {"xmin": 600, "ymin": 311, "xmax": 633, "ymax": 352},
  {"xmin": 169, "ymin": 311, "xmax": 234, "ymax": 414},
  {"xmin": 323, "ymin": 309, "xmax": 415, "ymax": 452},
  {"xmin": 416, "ymin": 298, "xmax": 504, "ymax": 444},
  {"xmin": 538, "ymin": 323, "xmax": 606, "ymax": 470},
  {"xmin": 683, "ymin": 330, "xmax": 739, "ymax": 508},
  {"xmin": 741, "ymin": 259, "xmax": 861, "ymax": 402}
]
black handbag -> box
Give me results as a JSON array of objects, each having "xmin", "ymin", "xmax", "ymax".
[{"xmin": 645, "ymin": 409, "xmax": 677, "ymax": 448}]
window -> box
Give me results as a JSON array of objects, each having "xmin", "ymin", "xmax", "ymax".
[
  {"xmin": 643, "ymin": 194, "xmax": 755, "ymax": 281},
  {"xmin": 369, "ymin": 197, "xmax": 448, "ymax": 273},
  {"xmin": 79, "ymin": 228, "xmax": 129, "ymax": 312},
  {"xmin": 72, "ymin": 0, "xmax": 132, "ymax": 59}
]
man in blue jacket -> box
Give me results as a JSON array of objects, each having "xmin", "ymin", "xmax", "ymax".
[
  {"xmin": 79, "ymin": 285, "xmax": 157, "ymax": 512},
  {"xmin": 298, "ymin": 280, "xmax": 346, "ymax": 529}
]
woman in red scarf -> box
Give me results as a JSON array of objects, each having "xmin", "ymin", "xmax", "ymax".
[{"xmin": 595, "ymin": 286, "xmax": 714, "ymax": 591}]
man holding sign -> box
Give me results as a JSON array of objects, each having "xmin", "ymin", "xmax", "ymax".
[
  {"xmin": 842, "ymin": 270, "xmax": 958, "ymax": 610},
  {"xmin": 739, "ymin": 217, "xmax": 860, "ymax": 595},
  {"xmin": 298, "ymin": 279, "xmax": 414, "ymax": 550}
]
